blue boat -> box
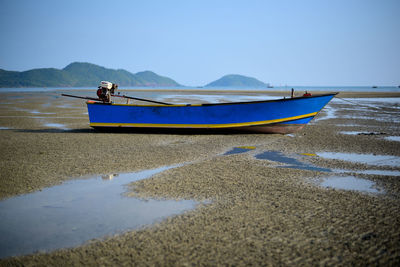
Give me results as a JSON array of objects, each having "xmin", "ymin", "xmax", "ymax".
[{"xmin": 83, "ymin": 92, "xmax": 337, "ymax": 134}]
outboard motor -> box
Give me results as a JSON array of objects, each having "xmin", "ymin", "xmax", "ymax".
[{"xmin": 97, "ymin": 81, "xmax": 118, "ymax": 102}]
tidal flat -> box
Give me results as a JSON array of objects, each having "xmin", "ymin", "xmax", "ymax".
[{"xmin": 0, "ymin": 90, "xmax": 400, "ymax": 265}]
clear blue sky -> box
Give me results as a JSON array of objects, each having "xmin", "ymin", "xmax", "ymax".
[{"xmin": 0, "ymin": 0, "xmax": 399, "ymax": 86}]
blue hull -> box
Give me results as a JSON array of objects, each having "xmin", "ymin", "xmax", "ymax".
[{"xmin": 87, "ymin": 93, "xmax": 336, "ymax": 134}]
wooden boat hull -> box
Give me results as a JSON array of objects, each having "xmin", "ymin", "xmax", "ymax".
[
  {"xmin": 87, "ymin": 93, "xmax": 336, "ymax": 134},
  {"xmin": 233, "ymin": 123, "xmax": 306, "ymax": 134}
]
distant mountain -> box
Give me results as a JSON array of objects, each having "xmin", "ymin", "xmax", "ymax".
[
  {"xmin": 134, "ymin": 70, "xmax": 181, "ymax": 87},
  {"xmin": 0, "ymin": 62, "xmax": 181, "ymax": 88},
  {"xmin": 205, "ymin": 74, "xmax": 268, "ymax": 88},
  {"xmin": 0, "ymin": 68, "xmax": 75, "ymax": 87}
]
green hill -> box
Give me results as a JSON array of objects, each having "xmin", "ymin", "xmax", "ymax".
[
  {"xmin": 0, "ymin": 68, "xmax": 75, "ymax": 87},
  {"xmin": 135, "ymin": 71, "xmax": 179, "ymax": 86},
  {"xmin": 205, "ymin": 74, "xmax": 268, "ymax": 88},
  {"xmin": 0, "ymin": 62, "xmax": 181, "ymax": 88}
]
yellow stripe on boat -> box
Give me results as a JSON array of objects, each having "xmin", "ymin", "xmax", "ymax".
[{"xmin": 90, "ymin": 112, "xmax": 318, "ymax": 128}]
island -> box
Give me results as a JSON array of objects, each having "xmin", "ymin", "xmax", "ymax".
[
  {"xmin": 205, "ymin": 74, "xmax": 270, "ymax": 88},
  {"xmin": 0, "ymin": 62, "xmax": 181, "ymax": 88}
]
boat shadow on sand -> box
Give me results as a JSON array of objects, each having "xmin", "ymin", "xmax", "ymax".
[{"xmin": 15, "ymin": 127, "xmax": 270, "ymax": 135}]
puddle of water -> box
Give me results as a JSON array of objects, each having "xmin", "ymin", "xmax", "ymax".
[
  {"xmin": 340, "ymin": 131, "xmax": 369, "ymax": 135},
  {"xmin": 344, "ymin": 98, "xmax": 400, "ymax": 105},
  {"xmin": 30, "ymin": 110, "xmax": 55, "ymax": 115},
  {"xmin": 255, "ymin": 151, "xmax": 332, "ymax": 172},
  {"xmin": 224, "ymin": 146, "xmax": 256, "ymax": 155},
  {"xmin": 0, "ymin": 127, "xmax": 10, "ymax": 130},
  {"xmin": 340, "ymin": 131, "xmax": 387, "ymax": 136},
  {"xmin": 385, "ymin": 136, "xmax": 400, "ymax": 142},
  {"xmin": 14, "ymin": 108, "xmax": 56, "ymax": 115},
  {"xmin": 256, "ymin": 151, "xmax": 303, "ymax": 165},
  {"xmin": 333, "ymin": 169, "xmax": 400, "ymax": 176},
  {"xmin": 0, "ymin": 166, "xmax": 197, "ymax": 259},
  {"xmin": 57, "ymin": 104, "xmax": 73, "ymax": 108},
  {"xmin": 314, "ymin": 97, "xmax": 400, "ymax": 123},
  {"xmin": 237, "ymin": 146, "xmax": 256, "ymax": 149},
  {"xmin": 313, "ymin": 105, "xmax": 336, "ymax": 122},
  {"xmin": 342, "ymin": 115, "xmax": 400, "ymax": 123},
  {"xmin": 354, "ymin": 169, "xmax": 400, "ymax": 176},
  {"xmin": 250, "ymin": 150, "xmax": 395, "ymax": 193},
  {"xmin": 335, "ymin": 124, "xmax": 366, "ymax": 127},
  {"xmin": 340, "ymin": 131, "xmax": 359, "ymax": 135},
  {"xmin": 317, "ymin": 152, "xmax": 400, "ymax": 167},
  {"xmin": 42, "ymin": 102, "xmax": 52, "ymax": 108},
  {"xmin": 320, "ymin": 176, "xmax": 380, "ymax": 193},
  {"xmin": 44, "ymin": 123, "xmax": 69, "ymax": 130}
]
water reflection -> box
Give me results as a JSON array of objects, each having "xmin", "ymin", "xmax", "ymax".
[
  {"xmin": 101, "ymin": 174, "xmax": 119, "ymax": 180},
  {"xmin": 255, "ymin": 151, "xmax": 332, "ymax": 172},
  {"xmin": 0, "ymin": 166, "xmax": 197, "ymax": 259},
  {"xmin": 253, "ymin": 151, "xmax": 393, "ymax": 194},
  {"xmin": 224, "ymin": 146, "xmax": 256, "ymax": 155}
]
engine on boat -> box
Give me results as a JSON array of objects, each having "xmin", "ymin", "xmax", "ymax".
[{"xmin": 97, "ymin": 81, "xmax": 118, "ymax": 102}]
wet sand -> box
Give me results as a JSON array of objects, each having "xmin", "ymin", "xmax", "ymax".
[{"xmin": 1, "ymin": 90, "xmax": 400, "ymax": 265}]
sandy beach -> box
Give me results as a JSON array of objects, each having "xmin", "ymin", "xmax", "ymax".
[{"xmin": 1, "ymin": 89, "xmax": 400, "ymax": 265}]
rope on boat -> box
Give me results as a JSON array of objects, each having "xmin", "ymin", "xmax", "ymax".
[{"xmin": 335, "ymin": 96, "xmax": 381, "ymax": 110}]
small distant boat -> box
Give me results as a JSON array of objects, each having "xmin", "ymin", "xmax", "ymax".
[
  {"xmin": 372, "ymin": 86, "xmax": 378, "ymax": 88},
  {"xmin": 62, "ymin": 82, "xmax": 337, "ymax": 134}
]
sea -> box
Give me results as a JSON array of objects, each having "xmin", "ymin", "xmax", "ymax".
[{"xmin": 1, "ymin": 86, "xmax": 399, "ymax": 104}]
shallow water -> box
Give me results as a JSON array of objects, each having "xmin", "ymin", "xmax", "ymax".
[
  {"xmin": 314, "ymin": 97, "xmax": 400, "ymax": 123},
  {"xmin": 385, "ymin": 136, "xmax": 400, "ymax": 142},
  {"xmin": 0, "ymin": 166, "xmax": 197, "ymax": 258},
  {"xmin": 253, "ymin": 151, "xmax": 396, "ymax": 193},
  {"xmin": 255, "ymin": 151, "xmax": 331, "ymax": 172},
  {"xmin": 43, "ymin": 123, "xmax": 69, "ymax": 130},
  {"xmin": 313, "ymin": 105, "xmax": 336, "ymax": 122},
  {"xmin": 13, "ymin": 107, "xmax": 55, "ymax": 115},
  {"xmin": 317, "ymin": 152, "xmax": 400, "ymax": 167},
  {"xmin": 224, "ymin": 146, "xmax": 256, "ymax": 155},
  {"xmin": 339, "ymin": 131, "xmax": 386, "ymax": 136},
  {"xmin": 332, "ymin": 168, "xmax": 400, "ymax": 176},
  {"xmin": 320, "ymin": 176, "xmax": 380, "ymax": 193}
]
